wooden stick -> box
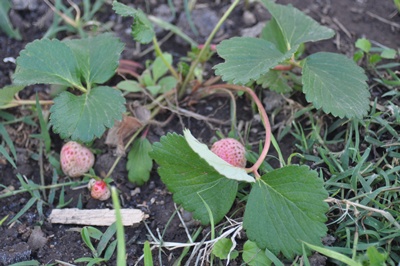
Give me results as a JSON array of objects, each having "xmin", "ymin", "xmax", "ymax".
[{"xmin": 48, "ymin": 208, "xmax": 147, "ymax": 226}]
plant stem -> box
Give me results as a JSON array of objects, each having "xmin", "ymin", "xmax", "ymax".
[
  {"xmin": 0, "ymin": 100, "xmax": 54, "ymax": 109},
  {"xmin": 0, "ymin": 180, "xmax": 86, "ymax": 199},
  {"xmin": 208, "ymin": 84, "xmax": 271, "ymax": 179},
  {"xmin": 152, "ymin": 36, "xmax": 180, "ymax": 80},
  {"xmin": 111, "ymin": 186, "xmax": 127, "ymax": 266},
  {"xmin": 179, "ymin": 0, "xmax": 240, "ymax": 98}
]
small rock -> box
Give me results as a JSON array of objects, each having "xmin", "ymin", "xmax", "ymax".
[
  {"xmin": 309, "ymin": 253, "xmax": 327, "ymax": 266},
  {"xmin": 263, "ymin": 90, "xmax": 285, "ymax": 112},
  {"xmin": 0, "ymin": 242, "xmax": 31, "ymax": 265},
  {"xmin": 243, "ymin": 10, "xmax": 257, "ymax": 26},
  {"xmin": 27, "ymin": 226, "xmax": 47, "ymax": 251},
  {"xmin": 12, "ymin": 0, "xmax": 38, "ymax": 10},
  {"xmin": 240, "ymin": 22, "xmax": 265, "ymax": 37}
]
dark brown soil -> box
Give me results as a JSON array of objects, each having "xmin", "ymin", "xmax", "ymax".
[{"xmin": 0, "ymin": 0, "xmax": 399, "ymax": 265}]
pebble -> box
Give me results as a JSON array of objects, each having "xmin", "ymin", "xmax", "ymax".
[
  {"xmin": 0, "ymin": 242, "xmax": 31, "ymax": 265},
  {"xmin": 243, "ymin": 10, "xmax": 257, "ymax": 26}
]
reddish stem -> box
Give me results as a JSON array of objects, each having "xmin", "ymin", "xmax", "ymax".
[
  {"xmin": 208, "ymin": 84, "xmax": 271, "ymax": 179},
  {"xmin": 273, "ymin": 64, "xmax": 294, "ymax": 71}
]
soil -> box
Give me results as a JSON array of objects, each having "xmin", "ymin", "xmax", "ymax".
[{"xmin": 0, "ymin": 0, "xmax": 399, "ymax": 265}]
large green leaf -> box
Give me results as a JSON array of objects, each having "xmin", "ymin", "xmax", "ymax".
[
  {"xmin": 214, "ymin": 37, "xmax": 296, "ymax": 84},
  {"xmin": 49, "ymin": 86, "xmax": 126, "ymax": 142},
  {"xmin": 65, "ymin": 33, "xmax": 124, "ymax": 86},
  {"xmin": 260, "ymin": 18, "xmax": 287, "ymax": 53},
  {"xmin": 302, "ymin": 52, "xmax": 369, "ymax": 118},
  {"xmin": 13, "ymin": 39, "xmax": 82, "ymax": 88},
  {"xmin": 0, "ymin": 85, "xmax": 24, "ymax": 107},
  {"xmin": 150, "ymin": 133, "xmax": 238, "ymax": 225},
  {"xmin": 243, "ymin": 165, "xmax": 328, "ymax": 259},
  {"xmin": 112, "ymin": 1, "xmax": 155, "ymax": 44},
  {"xmin": 127, "ymin": 138, "xmax": 153, "ymax": 185},
  {"xmin": 261, "ymin": 0, "xmax": 335, "ymax": 49},
  {"xmin": 242, "ymin": 240, "xmax": 272, "ymax": 266}
]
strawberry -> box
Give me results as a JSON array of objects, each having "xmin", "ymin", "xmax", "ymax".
[
  {"xmin": 89, "ymin": 179, "xmax": 111, "ymax": 201},
  {"xmin": 60, "ymin": 141, "xmax": 95, "ymax": 178},
  {"xmin": 211, "ymin": 138, "xmax": 246, "ymax": 168}
]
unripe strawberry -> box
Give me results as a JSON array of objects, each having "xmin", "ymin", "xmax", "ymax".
[
  {"xmin": 89, "ymin": 179, "xmax": 111, "ymax": 201},
  {"xmin": 211, "ymin": 138, "xmax": 246, "ymax": 168},
  {"xmin": 60, "ymin": 141, "xmax": 95, "ymax": 178}
]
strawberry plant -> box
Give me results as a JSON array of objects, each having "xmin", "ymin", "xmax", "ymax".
[
  {"xmin": 12, "ymin": 33, "xmax": 126, "ymax": 143},
  {"xmin": 214, "ymin": 0, "xmax": 370, "ymax": 119}
]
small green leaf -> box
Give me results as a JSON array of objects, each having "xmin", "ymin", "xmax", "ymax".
[
  {"xmin": 242, "ymin": 240, "xmax": 272, "ymax": 266},
  {"xmin": 13, "ymin": 39, "xmax": 82, "ymax": 88},
  {"xmin": 50, "ymin": 86, "xmax": 126, "ymax": 142},
  {"xmin": 158, "ymin": 76, "xmax": 177, "ymax": 93},
  {"xmin": 243, "ymin": 165, "xmax": 328, "ymax": 259},
  {"xmin": 380, "ymin": 48, "xmax": 397, "ymax": 59},
  {"xmin": 261, "ymin": 0, "xmax": 335, "ymax": 49},
  {"xmin": 112, "ymin": 1, "xmax": 155, "ymax": 44},
  {"xmin": 116, "ymin": 80, "xmax": 143, "ymax": 92},
  {"xmin": 0, "ymin": 85, "xmax": 24, "ymax": 107},
  {"xmin": 150, "ymin": 132, "xmax": 238, "ymax": 225},
  {"xmin": 127, "ymin": 138, "xmax": 153, "ymax": 185},
  {"xmin": 365, "ymin": 246, "xmax": 387, "ymax": 265},
  {"xmin": 64, "ymin": 33, "xmax": 124, "ymax": 86},
  {"xmin": 302, "ymin": 52, "xmax": 369, "ymax": 119},
  {"xmin": 183, "ymin": 129, "xmax": 254, "ymax": 183},
  {"xmin": 212, "ymin": 238, "xmax": 238, "ymax": 260},
  {"xmin": 0, "ymin": 0, "xmax": 22, "ymax": 40},
  {"xmin": 256, "ymin": 70, "xmax": 292, "ymax": 93},
  {"xmin": 152, "ymin": 53, "xmax": 172, "ymax": 82},
  {"xmin": 214, "ymin": 37, "xmax": 296, "ymax": 85},
  {"xmin": 355, "ymin": 38, "xmax": 371, "ymax": 53}
]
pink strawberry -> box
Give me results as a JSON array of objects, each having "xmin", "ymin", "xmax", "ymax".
[
  {"xmin": 89, "ymin": 179, "xmax": 111, "ymax": 201},
  {"xmin": 211, "ymin": 138, "xmax": 246, "ymax": 168},
  {"xmin": 60, "ymin": 141, "xmax": 95, "ymax": 178}
]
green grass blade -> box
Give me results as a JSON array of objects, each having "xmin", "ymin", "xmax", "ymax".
[
  {"xmin": 111, "ymin": 186, "xmax": 126, "ymax": 266},
  {"xmin": 303, "ymin": 242, "xmax": 362, "ymax": 266}
]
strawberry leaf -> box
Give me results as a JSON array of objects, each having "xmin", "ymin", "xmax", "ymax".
[
  {"xmin": 112, "ymin": 1, "xmax": 154, "ymax": 44},
  {"xmin": 150, "ymin": 133, "xmax": 238, "ymax": 225},
  {"xmin": 261, "ymin": 0, "xmax": 335, "ymax": 49},
  {"xmin": 64, "ymin": 33, "xmax": 124, "ymax": 86},
  {"xmin": 302, "ymin": 52, "xmax": 369, "ymax": 118},
  {"xmin": 127, "ymin": 138, "xmax": 153, "ymax": 185},
  {"xmin": 214, "ymin": 37, "xmax": 297, "ymax": 84},
  {"xmin": 183, "ymin": 129, "xmax": 254, "ymax": 183},
  {"xmin": 243, "ymin": 165, "xmax": 328, "ymax": 259},
  {"xmin": 0, "ymin": 85, "xmax": 24, "ymax": 107},
  {"xmin": 13, "ymin": 39, "xmax": 82, "ymax": 88},
  {"xmin": 242, "ymin": 240, "xmax": 272, "ymax": 266},
  {"xmin": 256, "ymin": 70, "xmax": 292, "ymax": 93},
  {"xmin": 50, "ymin": 86, "xmax": 125, "ymax": 142}
]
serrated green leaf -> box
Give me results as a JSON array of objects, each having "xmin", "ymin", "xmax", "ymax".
[
  {"xmin": 256, "ymin": 70, "xmax": 292, "ymax": 93},
  {"xmin": 242, "ymin": 240, "xmax": 272, "ymax": 266},
  {"xmin": 183, "ymin": 129, "xmax": 254, "ymax": 183},
  {"xmin": 13, "ymin": 39, "xmax": 82, "ymax": 88},
  {"xmin": 112, "ymin": 1, "xmax": 154, "ymax": 44},
  {"xmin": 261, "ymin": 18, "xmax": 287, "ymax": 53},
  {"xmin": 243, "ymin": 165, "xmax": 328, "ymax": 259},
  {"xmin": 302, "ymin": 52, "xmax": 369, "ymax": 119},
  {"xmin": 127, "ymin": 138, "xmax": 153, "ymax": 185},
  {"xmin": 0, "ymin": 85, "xmax": 24, "ymax": 107},
  {"xmin": 212, "ymin": 238, "xmax": 238, "ymax": 260},
  {"xmin": 150, "ymin": 133, "xmax": 238, "ymax": 225},
  {"xmin": 64, "ymin": 33, "xmax": 124, "ymax": 86},
  {"xmin": 214, "ymin": 37, "xmax": 296, "ymax": 84},
  {"xmin": 152, "ymin": 53, "xmax": 172, "ymax": 82},
  {"xmin": 0, "ymin": 0, "xmax": 22, "ymax": 40},
  {"xmin": 261, "ymin": 0, "xmax": 335, "ymax": 49},
  {"xmin": 49, "ymin": 86, "xmax": 125, "ymax": 142}
]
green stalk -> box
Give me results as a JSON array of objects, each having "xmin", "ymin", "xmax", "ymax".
[
  {"xmin": 0, "ymin": 181, "xmax": 86, "ymax": 199},
  {"xmin": 152, "ymin": 37, "xmax": 180, "ymax": 80},
  {"xmin": 179, "ymin": 0, "xmax": 240, "ymax": 97},
  {"xmin": 111, "ymin": 186, "xmax": 126, "ymax": 266}
]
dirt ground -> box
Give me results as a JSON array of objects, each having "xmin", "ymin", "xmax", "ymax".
[{"xmin": 0, "ymin": 0, "xmax": 399, "ymax": 265}]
